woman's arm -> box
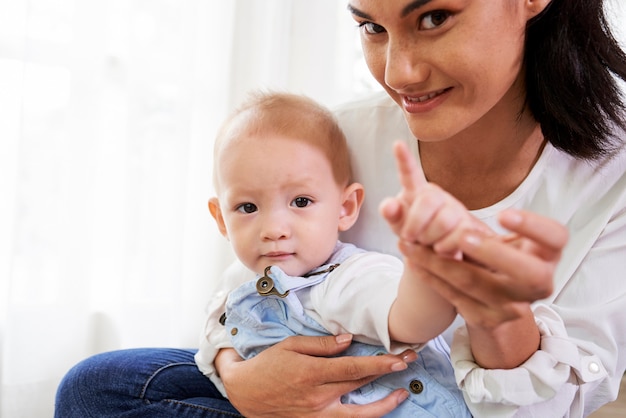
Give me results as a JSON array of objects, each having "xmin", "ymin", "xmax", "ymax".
[
  {"xmin": 397, "ymin": 209, "xmax": 567, "ymax": 368},
  {"xmin": 458, "ymin": 209, "xmax": 565, "ymax": 366},
  {"xmin": 215, "ymin": 335, "xmax": 415, "ymax": 417},
  {"xmin": 402, "ymin": 207, "xmax": 626, "ymax": 417}
]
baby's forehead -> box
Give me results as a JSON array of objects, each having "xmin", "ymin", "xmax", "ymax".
[
  {"xmin": 218, "ymin": 115, "xmax": 325, "ymax": 154},
  {"xmin": 213, "ymin": 101, "xmax": 351, "ymax": 188},
  {"xmin": 214, "ymin": 135, "xmax": 339, "ymax": 195},
  {"xmin": 214, "ymin": 127, "xmax": 322, "ymax": 174}
]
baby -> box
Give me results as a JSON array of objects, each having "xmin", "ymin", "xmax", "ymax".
[{"xmin": 204, "ymin": 90, "xmax": 471, "ymax": 417}]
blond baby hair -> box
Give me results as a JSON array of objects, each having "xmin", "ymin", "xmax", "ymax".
[{"xmin": 213, "ymin": 91, "xmax": 353, "ymax": 191}]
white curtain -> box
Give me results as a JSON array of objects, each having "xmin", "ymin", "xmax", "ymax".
[{"xmin": 0, "ymin": 1, "xmax": 380, "ymax": 416}]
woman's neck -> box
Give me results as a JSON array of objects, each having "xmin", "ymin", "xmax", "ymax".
[{"xmin": 419, "ymin": 111, "xmax": 545, "ymax": 210}]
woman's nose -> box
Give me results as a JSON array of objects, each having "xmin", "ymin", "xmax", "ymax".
[{"xmin": 384, "ymin": 38, "xmax": 430, "ymax": 91}]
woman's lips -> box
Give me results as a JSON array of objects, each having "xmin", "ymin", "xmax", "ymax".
[{"xmin": 401, "ymin": 88, "xmax": 451, "ymax": 113}]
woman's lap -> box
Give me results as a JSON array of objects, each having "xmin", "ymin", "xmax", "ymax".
[{"xmin": 55, "ymin": 348, "xmax": 242, "ymax": 418}]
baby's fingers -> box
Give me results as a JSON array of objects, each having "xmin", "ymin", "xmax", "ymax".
[
  {"xmin": 393, "ymin": 141, "xmax": 427, "ymax": 194},
  {"xmin": 379, "ymin": 197, "xmax": 405, "ymax": 237}
]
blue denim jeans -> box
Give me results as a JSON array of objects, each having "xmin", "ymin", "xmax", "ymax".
[{"xmin": 54, "ymin": 348, "xmax": 242, "ymax": 417}]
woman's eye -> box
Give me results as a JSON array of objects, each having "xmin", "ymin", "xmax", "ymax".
[
  {"xmin": 420, "ymin": 10, "xmax": 450, "ymax": 30},
  {"xmin": 292, "ymin": 197, "xmax": 312, "ymax": 208},
  {"xmin": 359, "ymin": 21, "xmax": 385, "ymax": 35},
  {"xmin": 236, "ymin": 203, "xmax": 257, "ymax": 214}
]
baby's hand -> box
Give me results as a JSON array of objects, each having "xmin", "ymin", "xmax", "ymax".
[{"xmin": 380, "ymin": 141, "xmax": 492, "ymax": 258}]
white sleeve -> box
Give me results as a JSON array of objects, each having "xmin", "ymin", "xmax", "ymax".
[
  {"xmin": 194, "ymin": 260, "xmax": 253, "ymax": 397},
  {"xmin": 308, "ymin": 252, "xmax": 421, "ymax": 354},
  {"xmin": 452, "ymin": 306, "xmax": 597, "ymax": 417},
  {"xmin": 452, "ymin": 199, "xmax": 626, "ymax": 417}
]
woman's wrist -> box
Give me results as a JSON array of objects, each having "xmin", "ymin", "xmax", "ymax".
[
  {"xmin": 467, "ymin": 307, "xmax": 540, "ymax": 369},
  {"xmin": 214, "ymin": 348, "xmax": 243, "ymax": 380}
]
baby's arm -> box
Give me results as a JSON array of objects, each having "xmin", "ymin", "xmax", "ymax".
[
  {"xmin": 388, "ymin": 261, "xmax": 458, "ymax": 344},
  {"xmin": 380, "ymin": 141, "xmax": 491, "ymax": 344}
]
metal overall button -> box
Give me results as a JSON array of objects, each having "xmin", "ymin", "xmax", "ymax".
[
  {"xmin": 409, "ymin": 379, "xmax": 424, "ymax": 394},
  {"xmin": 256, "ymin": 266, "xmax": 289, "ymax": 298}
]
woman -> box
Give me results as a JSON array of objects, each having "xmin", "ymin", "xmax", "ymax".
[{"xmin": 56, "ymin": 0, "xmax": 626, "ymax": 417}]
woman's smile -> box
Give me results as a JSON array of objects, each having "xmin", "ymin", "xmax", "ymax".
[{"xmin": 401, "ymin": 87, "xmax": 452, "ymax": 113}]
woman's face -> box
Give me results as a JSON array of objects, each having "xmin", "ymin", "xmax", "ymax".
[{"xmin": 348, "ymin": 0, "xmax": 542, "ymax": 142}]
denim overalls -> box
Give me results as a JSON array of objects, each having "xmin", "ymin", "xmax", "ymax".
[{"xmin": 224, "ymin": 243, "xmax": 471, "ymax": 417}]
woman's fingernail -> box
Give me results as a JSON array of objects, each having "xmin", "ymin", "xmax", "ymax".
[
  {"xmin": 335, "ymin": 334, "xmax": 352, "ymax": 344},
  {"xmin": 402, "ymin": 350, "xmax": 418, "ymax": 363},
  {"xmin": 391, "ymin": 361, "xmax": 408, "ymax": 372},
  {"xmin": 396, "ymin": 389, "xmax": 410, "ymax": 404}
]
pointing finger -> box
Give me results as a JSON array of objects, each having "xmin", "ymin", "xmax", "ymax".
[{"xmin": 393, "ymin": 141, "xmax": 427, "ymax": 193}]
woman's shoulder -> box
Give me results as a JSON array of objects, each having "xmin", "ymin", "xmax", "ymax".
[
  {"xmin": 549, "ymin": 131, "xmax": 626, "ymax": 186},
  {"xmin": 536, "ymin": 139, "xmax": 626, "ymax": 223}
]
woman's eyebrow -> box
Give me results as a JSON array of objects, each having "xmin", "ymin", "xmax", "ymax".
[
  {"xmin": 347, "ymin": 0, "xmax": 433, "ymax": 20},
  {"xmin": 401, "ymin": 0, "xmax": 433, "ymax": 17},
  {"xmin": 346, "ymin": 4, "xmax": 371, "ymax": 20}
]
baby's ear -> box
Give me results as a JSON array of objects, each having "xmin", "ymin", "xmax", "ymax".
[
  {"xmin": 208, "ymin": 197, "xmax": 229, "ymax": 239},
  {"xmin": 338, "ymin": 182, "xmax": 365, "ymax": 232}
]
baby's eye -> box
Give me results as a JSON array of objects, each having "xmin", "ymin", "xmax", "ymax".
[
  {"xmin": 419, "ymin": 10, "xmax": 450, "ymax": 30},
  {"xmin": 236, "ymin": 203, "xmax": 257, "ymax": 214},
  {"xmin": 359, "ymin": 21, "xmax": 386, "ymax": 35},
  {"xmin": 292, "ymin": 197, "xmax": 312, "ymax": 208}
]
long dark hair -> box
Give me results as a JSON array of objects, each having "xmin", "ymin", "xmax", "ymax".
[{"xmin": 525, "ymin": 0, "xmax": 626, "ymax": 159}]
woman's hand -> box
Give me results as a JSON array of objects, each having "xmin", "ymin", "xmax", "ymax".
[
  {"xmin": 216, "ymin": 334, "xmax": 415, "ymax": 417},
  {"xmin": 399, "ymin": 210, "xmax": 567, "ymax": 368},
  {"xmin": 380, "ymin": 140, "xmax": 568, "ymax": 369}
]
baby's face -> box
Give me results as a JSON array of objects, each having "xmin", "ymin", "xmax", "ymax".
[{"xmin": 214, "ymin": 134, "xmax": 346, "ymax": 277}]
